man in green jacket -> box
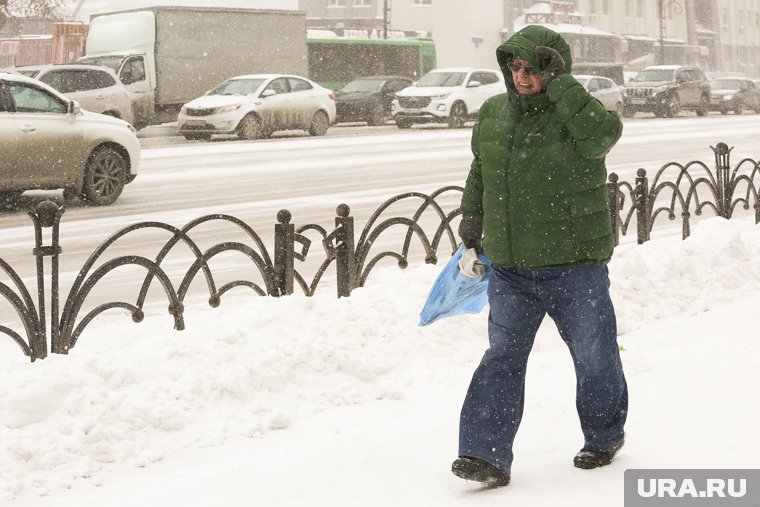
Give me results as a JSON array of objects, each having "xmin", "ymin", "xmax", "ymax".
[{"xmin": 451, "ymin": 25, "xmax": 628, "ymax": 488}]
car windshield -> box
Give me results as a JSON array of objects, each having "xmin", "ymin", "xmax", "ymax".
[
  {"xmin": 76, "ymin": 56, "xmax": 123, "ymax": 73},
  {"xmin": 632, "ymin": 69, "xmax": 675, "ymax": 82},
  {"xmin": 575, "ymin": 77, "xmax": 590, "ymax": 88},
  {"xmin": 340, "ymin": 79, "xmax": 385, "ymax": 93},
  {"xmin": 209, "ymin": 78, "xmax": 266, "ymax": 96},
  {"xmin": 711, "ymin": 79, "xmax": 742, "ymax": 89},
  {"xmin": 416, "ymin": 72, "xmax": 466, "ymax": 87}
]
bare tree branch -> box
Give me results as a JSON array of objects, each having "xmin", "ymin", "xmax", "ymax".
[{"xmin": 2, "ymin": 0, "xmax": 64, "ymax": 19}]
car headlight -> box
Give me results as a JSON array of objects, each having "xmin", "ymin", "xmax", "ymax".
[
  {"xmin": 213, "ymin": 104, "xmax": 241, "ymax": 114},
  {"xmin": 127, "ymin": 124, "xmax": 136, "ymax": 134},
  {"xmin": 721, "ymin": 94, "xmax": 734, "ymax": 101},
  {"xmin": 429, "ymin": 93, "xmax": 451, "ymax": 100},
  {"xmin": 652, "ymin": 85, "xmax": 670, "ymax": 95}
]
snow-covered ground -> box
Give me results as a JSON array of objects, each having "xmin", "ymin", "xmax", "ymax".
[{"xmin": 1, "ymin": 215, "xmax": 758, "ymax": 506}]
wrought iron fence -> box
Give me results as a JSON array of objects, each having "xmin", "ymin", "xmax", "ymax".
[
  {"xmin": 1, "ymin": 187, "xmax": 464, "ymax": 362},
  {"xmin": 1, "ymin": 142, "xmax": 758, "ymax": 363},
  {"xmin": 607, "ymin": 142, "xmax": 760, "ymax": 245}
]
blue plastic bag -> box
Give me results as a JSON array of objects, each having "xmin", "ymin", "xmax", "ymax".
[{"xmin": 418, "ymin": 244, "xmax": 491, "ymax": 326}]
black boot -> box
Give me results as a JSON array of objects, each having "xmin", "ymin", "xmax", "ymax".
[
  {"xmin": 573, "ymin": 438, "xmax": 625, "ymax": 469},
  {"xmin": 451, "ymin": 456, "xmax": 511, "ymax": 487}
]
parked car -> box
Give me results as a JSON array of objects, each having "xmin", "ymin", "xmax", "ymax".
[
  {"xmin": 15, "ymin": 64, "xmax": 136, "ymax": 125},
  {"xmin": 391, "ymin": 68, "xmax": 504, "ymax": 129},
  {"xmin": 0, "ymin": 72, "xmax": 139, "ymax": 206},
  {"xmin": 571, "ymin": 63, "xmax": 625, "ymax": 86},
  {"xmin": 334, "ymin": 75, "xmax": 413, "ymax": 126},
  {"xmin": 622, "ymin": 65, "xmax": 710, "ymax": 118},
  {"xmin": 708, "ymin": 77, "xmax": 760, "ymax": 114},
  {"xmin": 574, "ymin": 74, "xmax": 624, "ymax": 114},
  {"xmin": 177, "ymin": 74, "xmax": 336, "ymax": 141}
]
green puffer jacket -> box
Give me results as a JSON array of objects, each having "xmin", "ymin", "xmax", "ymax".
[{"xmin": 460, "ymin": 25, "xmax": 623, "ymax": 269}]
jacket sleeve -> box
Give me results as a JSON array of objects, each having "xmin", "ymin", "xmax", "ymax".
[
  {"xmin": 546, "ymin": 73, "xmax": 623, "ymax": 160},
  {"xmin": 460, "ymin": 110, "xmax": 485, "ymax": 216}
]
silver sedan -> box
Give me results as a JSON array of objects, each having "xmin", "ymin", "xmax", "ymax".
[
  {"xmin": 575, "ymin": 74, "xmax": 624, "ymax": 115},
  {"xmin": 177, "ymin": 74, "xmax": 337, "ymax": 141}
]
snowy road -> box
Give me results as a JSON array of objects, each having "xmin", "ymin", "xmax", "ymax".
[{"xmin": 1, "ymin": 114, "xmax": 759, "ymax": 316}]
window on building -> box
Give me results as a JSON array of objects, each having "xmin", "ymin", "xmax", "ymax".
[
  {"xmin": 636, "ymin": 0, "xmax": 644, "ymax": 17},
  {"xmin": 602, "ymin": 0, "xmax": 609, "ymax": 15},
  {"xmin": 328, "ymin": 0, "xmax": 346, "ymax": 6},
  {"xmin": 353, "ymin": 0, "xmax": 371, "ymax": 5},
  {"xmin": 412, "ymin": 0, "xmax": 432, "ymax": 5},
  {"xmin": 589, "ymin": 0, "xmax": 597, "ymax": 14},
  {"xmin": 722, "ymin": 7, "xmax": 729, "ymax": 32}
]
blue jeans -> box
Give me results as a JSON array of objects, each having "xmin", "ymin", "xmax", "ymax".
[{"xmin": 458, "ymin": 264, "xmax": 628, "ymax": 471}]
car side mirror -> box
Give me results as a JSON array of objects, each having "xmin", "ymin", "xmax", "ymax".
[
  {"xmin": 467, "ymin": 81, "xmax": 482, "ymax": 88},
  {"xmin": 261, "ymin": 89, "xmax": 276, "ymax": 98},
  {"xmin": 68, "ymin": 100, "xmax": 81, "ymax": 115}
]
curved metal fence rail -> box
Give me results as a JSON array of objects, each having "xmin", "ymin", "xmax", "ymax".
[
  {"xmin": 1, "ymin": 142, "xmax": 758, "ymax": 363},
  {"xmin": 607, "ymin": 142, "xmax": 760, "ymax": 245}
]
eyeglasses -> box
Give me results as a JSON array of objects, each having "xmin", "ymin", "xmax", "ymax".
[{"xmin": 507, "ymin": 62, "xmax": 538, "ymax": 75}]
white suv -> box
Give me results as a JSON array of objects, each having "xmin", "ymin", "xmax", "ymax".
[
  {"xmin": 16, "ymin": 64, "xmax": 136, "ymax": 125},
  {"xmin": 1, "ymin": 72, "xmax": 139, "ymax": 206},
  {"xmin": 391, "ymin": 68, "xmax": 504, "ymax": 129}
]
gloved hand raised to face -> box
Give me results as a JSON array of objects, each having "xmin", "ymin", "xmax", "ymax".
[
  {"xmin": 458, "ymin": 214, "xmax": 483, "ymax": 251},
  {"xmin": 535, "ymin": 46, "xmax": 566, "ymax": 88}
]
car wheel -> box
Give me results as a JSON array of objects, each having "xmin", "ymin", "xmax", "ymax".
[
  {"xmin": 63, "ymin": 188, "xmax": 80, "ymax": 202},
  {"xmin": 367, "ymin": 103, "xmax": 389, "ymax": 126},
  {"xmin": 395, "ymin": 118, "xmax": 412, "ymax": 129},
  {"xmin": 733, "ymin": 100, "xmax": 744, "ymax": 114},
  {"xmin": 696, "ymin": 95, "xmax": 709, "ymax": 117},
  {"xmin": 0, "ymin": 190, "xmax": 23, "ymax": 209},
  {"xmin": 447, "ymin": 101, "xmax": 467, "ymax": 128},
  {"xmin": 183, "ymin": 132, "xmax": 212, "ymax": 141},
  {"xmin": 237, "ymin": 114, "xmax": 264, "ymax": 140},
  {"xmin": 665, "ymin": 95, "xmax": 680, "ymax": 117},
  {"xmin": 81, "ymin": 147, "xmax": 127, "ymax": 206},
  {"xmin": 308, "ymin": 110, "xmax": 330, "ymax": 136}
]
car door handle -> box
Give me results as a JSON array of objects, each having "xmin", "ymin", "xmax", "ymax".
[{"xmin": 19, "ymin": 125, "xmax": 36, "ymax": 133}]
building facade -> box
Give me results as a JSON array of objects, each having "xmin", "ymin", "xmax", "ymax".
[{"xmin": 298, "ymin": 0, "xmax": 760, "ymax": 77}]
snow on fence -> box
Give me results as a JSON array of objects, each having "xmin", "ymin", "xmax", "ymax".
[{"xmin": 1, "ymin": 143, "xmax": 758, "ymax": 362}]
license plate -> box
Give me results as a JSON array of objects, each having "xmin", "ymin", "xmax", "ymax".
[
  {"xmin": 629, "ymin": 98, "xmax": 646, "ymax": 105},
  {"xmin": 183, "ymin": 119, "xmax": 206, "ymax": 126}
]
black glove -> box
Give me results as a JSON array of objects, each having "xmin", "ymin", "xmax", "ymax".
[
  {"xmin": 458, "ymin": 214, "xmax": 483, "ymax": 250},
  {"xmin": 535, "ymin": 46, "xmax": 566, "ymax": 88}
]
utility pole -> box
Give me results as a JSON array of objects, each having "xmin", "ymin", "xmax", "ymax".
[
  {"xmin": 657, "ymin": 0, "xmax": 683, "ymax": 65},
  {"xmin": 382, "ymin": 0, "xmax": 390, "ymax": 39},
  {"xmin": 72, "ymin": 0, "xmax": 88, "ymax": 19},
  {"xmin": 502, "ymin": 0, "xmax": 514, "ymax": 42}
]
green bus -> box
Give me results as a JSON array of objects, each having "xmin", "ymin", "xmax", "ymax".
[{"xmin": 307, "ymin": 37, "xmax": 436, "ymax": 91}]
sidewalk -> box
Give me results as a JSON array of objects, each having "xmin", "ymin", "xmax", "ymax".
[{"xmin": 6, "ymin": 294, "xmax": 758, "ymax": 507}]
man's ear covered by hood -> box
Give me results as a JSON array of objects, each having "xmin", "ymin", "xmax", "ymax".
[{"xmin": 497, "ymin": 25, "xmax": 573, "ymax": 92}]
